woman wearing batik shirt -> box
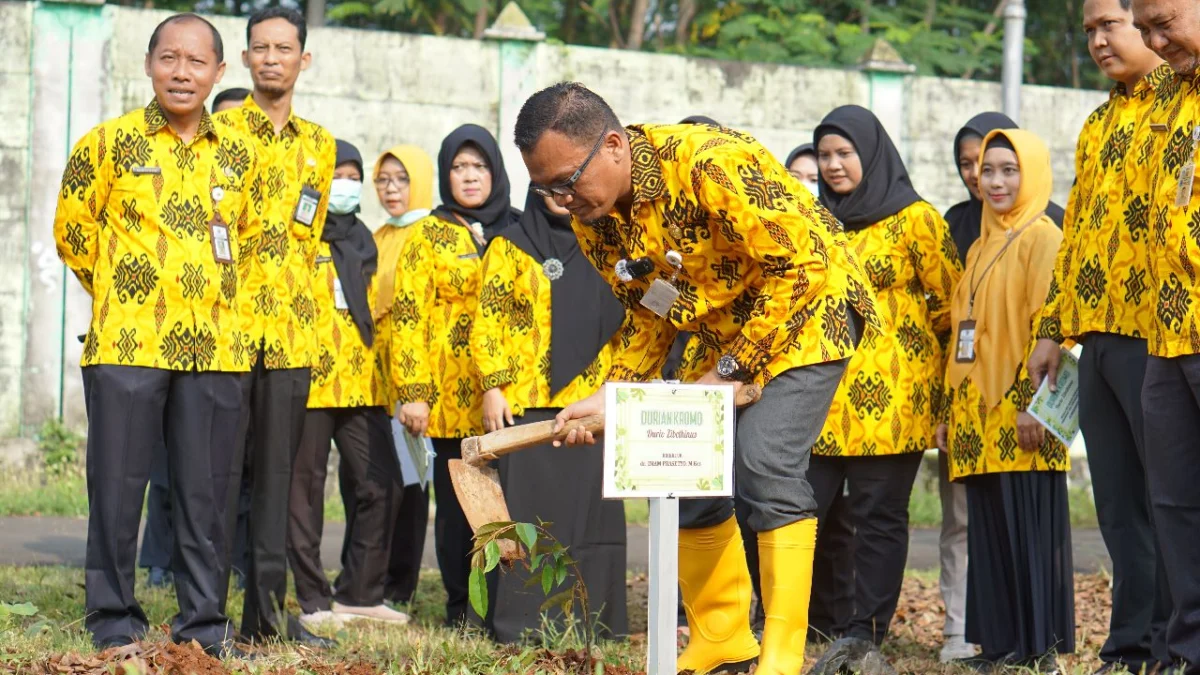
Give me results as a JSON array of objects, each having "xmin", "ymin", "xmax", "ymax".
[
  {"xmin": 807, "ymin": 105, "xmax": 962, "ymax": 658},
  {"xmin": 338, "ymin": 144, "xmax": 436, "ymax": 610},
  {"xmin": 941, "ymin": 129, "xmax": 1072, "ymax": 671},
  {"xmin": 390, "ymin": 124, "xmax": 520, "ymax": 626},
  {"xmin": 472, "ymin": 192, "xmax": 628, "ymax": 643}
]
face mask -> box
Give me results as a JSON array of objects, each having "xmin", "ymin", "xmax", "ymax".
[
  {"xmin": 328, "ymin": 178, "xmax": 362, "ymax": 215},
  {"xmin": 803, "ymin": 180, "xmax": 820, "ymax": 198}
]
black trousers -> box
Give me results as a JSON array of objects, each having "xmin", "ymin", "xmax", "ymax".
[
  {"xmin": 228, "ymin": 347, "xmax": 311, "ymax": 638},
  {"xmin": 343, "ymin": 470, "xmax": 430, "ymax": 605},
  {"xmin": 807, "ymin": 451, "xmax": 924, "ymax": 645},
  {"xmin": 82, "ymin": 365, "xmax": 241, "ymax": 648},
  {"xmin": 432, "ymin": 437, "xmax": 476, "ymax": 626},
  {"xmin": 1143, "ymin": 354, "xmax": 1200, "ymax": 673},
  {"xmin": 139, "ymin": 444, "xmax": 172, "ymax": 571},
  {"xmin": 809, "ymin": 479, "xmax": 856, "ymax": 640},
  {"xmin": 289, "ymin": 406, "xmax": 399, "ymax": 614},
  {"xmin": 1080, "ymin": 334, "xmax": 1171, "ymax": 668}
]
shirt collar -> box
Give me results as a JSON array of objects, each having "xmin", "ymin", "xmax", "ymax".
[
  {"xmin": 143, "ymin": 99, "xmax": 218, "ymax": 140},
  {"xmin": 242, "ymin": 94, "xmax": 300, "ymax": 138},
  {"xmin": 1112, "ymin": 62, "xmax": 1174, "ymax": 100},
  {"xmin": 626, "ymin": 126, "xmax": 667, "ymax": 205}
]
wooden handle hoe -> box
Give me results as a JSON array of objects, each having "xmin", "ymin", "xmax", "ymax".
[{"xmin": 448, "ymin": 384, "xmax": 762, "ymax": 561}]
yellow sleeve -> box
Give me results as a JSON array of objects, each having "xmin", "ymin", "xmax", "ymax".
[
  {"xmin": 389, "ymin": 228, "xmax": 437, "ymax": 403},
  {"xmin": 1036, "ymin": 113, "xmax": 1094, "ymax": 342},
  {"xmin": 690, "ymin": 141, "xmax": 819, "ymax": 379},
  {"xmin": 54, "ymin": 125, "xmax": 110, "ymax": 296},
  {"xmin": 909, "ymin": 204, "xmax": 963, "ymax": 339},
  {"xmin": 473, "ymin": 240, "xmax": 519, "ymax": 391},
  {"xmin": 571, "ymin": 218, "xmax": 677, "ymax": 382}
]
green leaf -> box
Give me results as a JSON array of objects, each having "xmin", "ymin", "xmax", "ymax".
[
  {"xmin": 474, "ymin": 521, "xmax": 515, "ymax": 538},
  {"xmin": 0, "ymin": 602, "xmax": 37, "ymax": 617},
  {"xmin": 555, "ymin": 558, "xmax": 568, "ymax": 587},
  {"xmin": 468, "ymin": 566, "xmax": 489, "ymax": 619},
  {"xmin": 541, "ymin": 563, "xmax": 555, "ymax": 595},
  {"xmin": 516, "ymin": 522, "xmax": 537, "ymax": 551},
  {"xmin": 539, "ymin": 588, "xmax": 574, "ymax": 613},
  {"xmin": 485, "ymin": 540, "xmax": 501, "ymax": 573},
  {"xmin": 530, "ymin": 553, "xmax": 544, "ymax": 571}
]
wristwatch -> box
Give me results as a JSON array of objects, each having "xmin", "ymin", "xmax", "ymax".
[{"xmin": 716, "ymin": 354, "xmax": 742, "ymax": 381}]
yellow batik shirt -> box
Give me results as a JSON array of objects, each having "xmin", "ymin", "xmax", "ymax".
[
  {"xmin": 1141, "ymin": 71, "xmax": 1200, "ymax": 358},
  {"xmin": 54, "ymin": 100, "xmax": 263, "ymax": 371},
  {"xmin": 1037, "ymin": 64, "xmax": 1171, "ymax": 344},
  {"xmin": 472, "ymin": 237, "xmax": 617, "ymax": 415},
  {"xmin": 308, "ymin": 241, "xmax": 385, "ymax": 409},
  {"xmin": 372, "ymin": 223, "xmax": 421, "ymax": 411},
  {"xmin": 813, "ymin": 201, "xmax": 962, "ymax": 457},
  {"xmin": 572, "ymin": 124, "xmax": 883, "ymax": 386},
  {"xmin": 215, "ymin": 97, "xmax": 335, "ymax": 370},
  {"xmin": 389, "ymin": 215, "xmax": 484, "ymax": 438}
]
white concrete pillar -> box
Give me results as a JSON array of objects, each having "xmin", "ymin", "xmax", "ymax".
[{"xmin": 485, "ymin": 2, "xmax": 545, "ymax": 203}]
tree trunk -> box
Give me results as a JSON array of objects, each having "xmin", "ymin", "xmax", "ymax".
[
  {"xmin": 924, "ymin": 0, "xmax": 937, "ymax": 29},
  {"xmin": 608, "ymin": 0, "xmax": 626, "ymax": 48},
  {"xmin": 626, "ymin": 0, "xmax": 649, "ymax": 49},
  {"xmin": 861, "ymin": 0, "xmax": 871, "ymax": 33},
  {"xmin": 675, "ymin": 0, "xmax": 696, "ymax": 47},
  {"xmin": 306, "ymin": 0, "xmax": 326, "ymax": 28},
  {"xmin": 962, "ymin": 0, "xmax": 1007, "ymax": 79},
  {"xmin": 1066, "ymin": 0, "xmax": 1080, "ymax": 87},
  {"xmin": 473, "ymin": 0, "xmax": 489, "ymax": 38},
  {"xmin": 563, "ymin": 0, "xmax": 578, "ymax": 43}
]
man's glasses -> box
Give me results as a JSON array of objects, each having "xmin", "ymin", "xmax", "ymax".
[
  {"xmin": 529, "ymin": 128, "xmax": 606, "ymax": 198},
  {"xmin": 374, "ymin": 175, "xmax": 410, "ymax": 189}
]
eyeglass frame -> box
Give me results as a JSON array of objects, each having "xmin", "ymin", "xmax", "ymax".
[
  {"xmin": 528, "ymin": 127, "xmax": 607, "ymax": 198},
  {"xmin": 374, "ymin": 174, "xmax": 411, "ymax": 189}
]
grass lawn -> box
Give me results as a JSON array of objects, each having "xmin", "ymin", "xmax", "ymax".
[{"xmin": 1, "ymin": 564, "xmax": 1116, "ymax": 674}]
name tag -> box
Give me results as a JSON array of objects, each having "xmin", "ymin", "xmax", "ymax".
[
  {"xmin": 1150, "ymin": 123, "xmax": 1169, "ymax": 134},
  {"xmin": 315, "ymin": 255, "xmax": 332, "ymax": 264},
  {"xmin": 457, "ymin": 253, "xmax": 480, "ymax": 260},
  {"xmin": 132, "ymin": 166, "xmax": 162, "ymax": 176},
  {"xmin": 1178, "ymin": 163, "xmax": 1196, "ymax": 207},
  {"xmin": 955, "ymin": 320, "xmax": 977, "ymax": 363},
  {"xmin": 294, "ymin": 186, "xmax": 321, "ymax": 227}
]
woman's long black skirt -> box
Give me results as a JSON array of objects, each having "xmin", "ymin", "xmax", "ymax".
[
  {"xmin": 964, "ymin": 470, "xmax": 1075, "ymax": 663},
  {"xmin": 492, "ymin": 408, "xmax": 629, "ymax": 644}
]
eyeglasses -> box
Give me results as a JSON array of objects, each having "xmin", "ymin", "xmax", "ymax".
[
  {"xmin": 529, "ymin": 128, "xmax": 606, "ymax": 198},
  {"xmin": 374, "ymin": 175, "xmax": 410, "ymax": 189}
]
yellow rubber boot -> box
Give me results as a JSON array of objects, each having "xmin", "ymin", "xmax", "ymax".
[
  {"xmin": 676, "ymin": 515, "xmax": 761, "ymax": 674},
  {"xmin": 756, "ymin": 518, "xmax": 818, "ymax": 675}
]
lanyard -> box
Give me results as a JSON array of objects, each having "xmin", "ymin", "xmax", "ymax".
[{"xmin": 966, "ymin": 212, "xmax": 1044, "ymax": 319}]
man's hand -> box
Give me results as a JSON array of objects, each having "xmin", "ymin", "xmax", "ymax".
[
  {"xmin": 1016, "ymin": 411, "xmax": 1045, "ymax": 451},
  {"xmin": 694, "ymin": 367, "xmax": 744, "ymax": 398},
  {"xmin": 552, "ymin": 391, "xmax": 606, "ymax": 447},
  {"xmin": 935, "ymin": 424, "xmax": 949, "ymax": 454},
  {"xmin": 398, "ymin": 401, "xmax": 431, "ymax": 437},
  {"xmin": 482, "ymin": 388, "xmax": 514, "ymax": 433},
  {"xmin": 1028, "ymin": 339, "xmax": 1063, "ymax": 392}
]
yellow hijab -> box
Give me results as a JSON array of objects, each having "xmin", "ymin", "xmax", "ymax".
[
  {"xmin": 372, "ymin": 145, "xmax": 434, "ymax": 320},
  {"xmin": 946, "ymin": 129, "xmax": 1063, "ymax": 409}
]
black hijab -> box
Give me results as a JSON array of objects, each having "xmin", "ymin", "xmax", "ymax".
[
  {"xmin": 503, "ymin": 192, "xmax": 625, "ymax": 395},
  {"xmin": 323, "ymin": 140, "xmax": 378, "ymax": 347},
  {"xmin": 432, "ymin": 124, "xmax": 521, "ymax": 245},
  {"xmin": 785, "ymin": 143, "xmax": 814, "ymax": 168},
  {"xmin": 944, "ymin": 112, "xmax": 1065, "ymax": 264},
  {"xmin": 814, "ymin": 105, "xmax": 922, "ymax": 231}
]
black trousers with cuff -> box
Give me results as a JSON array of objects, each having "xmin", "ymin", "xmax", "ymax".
[{"xmin": 83, "ymin": 365, "xmax": 241, "ymax": 649}]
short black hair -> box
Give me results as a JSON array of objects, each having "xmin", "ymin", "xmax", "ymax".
[
  {"xmin": 681, "ymin": 115, "xmax": 719, "ymax": 125},
  {"xmin": 514, "ymin": 82, "xmax": 623, "ymax": 152},
  {"xmin": 247, "ymin": 7, "xmax": 307, "ymax": 50},
  {"xmin": 212, "ymin": 87, "xmax": 251, "ymax": 113},
  {"xmin": 148, "ymin": 13, "xmax": 224, "ymax": 63}
]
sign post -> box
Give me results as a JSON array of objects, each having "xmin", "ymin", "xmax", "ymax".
[{"xmin": 603, "ymin": 382, "xmax": 736, "ymax": 675}]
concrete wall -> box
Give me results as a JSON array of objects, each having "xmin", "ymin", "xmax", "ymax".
[{"xmin": 0, "ymin": 1, "xmax": 1108, "ymax": 439}]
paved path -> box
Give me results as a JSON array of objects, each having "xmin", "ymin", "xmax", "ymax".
[{"xmin": 0, "ymin": 516, "xmax": 1112, "ymax": 574}]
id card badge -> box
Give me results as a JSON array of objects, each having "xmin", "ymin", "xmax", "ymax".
[
  {"xmin": 640, "ymin": 279, "xmax": 680, "ymax": 318},
  {"xmin": 294, "ymin": 185, "xmax": 321, "ymax": 227},
  {"xmin": 955, "ymin": 320, "xmax": 977, "ymax": 364},
  {"xmin": 209, "ymin": 214, "xmax": 233, "ymax": 264},
  {"xmin": 333, "ymin": 278, "xmax": 349, "ymax": 310},
  {"xmin": 1179, "ymin": 162, "xmax": 1196, "ymax": 208}
]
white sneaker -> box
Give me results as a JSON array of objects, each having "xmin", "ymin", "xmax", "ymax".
[
  {"xmin": 939, "ymin": 634, "xmax": 979, "ymax": 663},
  {"xmin": 300, "ymin": 610, "xmax": 348, "ymax": 631},
  {"xmin": 331, "ymin": 602, "xmax": 410, "ymax": 624}
]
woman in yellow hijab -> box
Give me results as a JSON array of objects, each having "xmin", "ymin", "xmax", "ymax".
[
  {"xmin": 342, "ymin": 145, "xmax": 434, "ymax": 610},
  {"xmin": 938, "ymin": 129, "xmax": 1072, "ymax": 670}
]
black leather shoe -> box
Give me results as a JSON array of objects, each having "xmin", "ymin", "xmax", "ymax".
[{"xmin": 286, "ymin": 614, "xmax": 337, "ymax": 649}]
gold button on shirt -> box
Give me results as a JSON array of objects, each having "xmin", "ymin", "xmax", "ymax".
[
  {"xmin": 215, "ymin": 96, "xmax": 335, "ymax": 370},
  {"xmin": 54, "ymin": 100, "xmax": 263, "ymax": 372},
  {"xmin": 571, "ymin": 124, "xmax": 883, "ymax": 386},
  {"xmin": 1144, "ymin": 71, "xmax": 1200, "ymax": 358},
  {"xmin": 1037, "ymin": 64, "xmax": 1171, "ymax": 344}
]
